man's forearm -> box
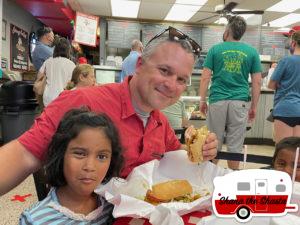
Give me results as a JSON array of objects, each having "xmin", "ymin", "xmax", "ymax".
[
  {"xmin": 199, "ymin": 68, "xmax": 211, "ymax": 100},
  {"xmin": 251, "ymin": 74, "xmax": 262, "ymax": 109},
  {"xmin": 0, "ymin": 140, "xmax": 41, "ymax": 195}
]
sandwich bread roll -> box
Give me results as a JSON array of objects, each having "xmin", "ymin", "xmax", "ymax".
[
  {"xmin": 145, "ymin": 180, "xmax": 192, "ymax": 204},
  {"xmin": 186, "ymin": 126, "xmax": 209, "ymax": 163}
]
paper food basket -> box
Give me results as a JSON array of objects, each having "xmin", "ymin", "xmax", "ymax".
[{"xmin": 95, "ymin": 150, "xmax": 231, "ymax": 225}]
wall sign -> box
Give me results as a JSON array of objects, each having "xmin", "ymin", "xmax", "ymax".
[
  {"xmin": 74, "ymin": 12, "xmax": 99, "ymax": 47},
  {"xmin": 10, "ymin": 24, "xmax": 28, "ymax": 71},
  {"xmin": 108, "ymin": 20, "xmax": 141, "ymax": 48}
]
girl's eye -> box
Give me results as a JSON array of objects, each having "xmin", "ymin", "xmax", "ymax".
[
  {"xmin": 275, "ymin": 161, "xmax": 286, "ymax": 168},
  {"xmin": 73, "ymin": 151, "xmax": 86, "ymax": 158},
  {"xmin": 97, "ymin": 153, "xmax": 111, "ymax": 161}
]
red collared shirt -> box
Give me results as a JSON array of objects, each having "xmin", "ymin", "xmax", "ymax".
[{"xmin": 19, "ymin": 77, "xmax": 181, "ymax": 177}]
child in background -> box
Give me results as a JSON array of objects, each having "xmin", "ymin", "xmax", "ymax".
[
  {"xmin": 272, "ymin": 136, "xmax": 300, "ymax": 182},
  {"xmin": 65, "ymin": 64, "xmax": 96, "ymax": 90},
  {"xmin": 19, "ymin": 108, "xmax": 124, "ymax": 224}
]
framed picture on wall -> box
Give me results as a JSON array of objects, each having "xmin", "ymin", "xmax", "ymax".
[
  {"xmin": 10, "ymin": 24, "xmax": 29, "ymax": 71},
  {"xmin": 2, "ymin": 19, "xmax": 6, "ymax": 40},
  {"xmin": 74, "ymin": 12, "xmax": 99, "ymax": 47}
]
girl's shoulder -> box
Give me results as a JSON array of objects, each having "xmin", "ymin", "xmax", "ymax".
[{"xmin": 19, "ymin": 189, "xmax": 56, "ymax": 223}]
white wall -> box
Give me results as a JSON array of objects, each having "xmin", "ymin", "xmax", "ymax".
[{"xmin": 2, "ymin": 0, "xmax": 42, "ymax": 74}]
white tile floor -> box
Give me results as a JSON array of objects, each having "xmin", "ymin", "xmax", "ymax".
[{"xmin": 0, "ymin": 145, "xmax": 275, "ymax": 225}]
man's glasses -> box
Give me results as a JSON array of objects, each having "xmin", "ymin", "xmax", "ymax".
[{"xmin": 146, "ymin": 26, "xmax": 202, "ymax": 57}]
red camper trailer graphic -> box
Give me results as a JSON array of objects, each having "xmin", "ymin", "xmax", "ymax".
[{"xmin": 212, "ymin": 169, "xmax": 298, "ymax": 222}]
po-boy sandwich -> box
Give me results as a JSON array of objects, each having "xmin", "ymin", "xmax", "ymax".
[
  {"xmin": 144, "ymin": 180, "xmax": 200, "ymax": 205},
  {"xmin": 186, "ymin": 126, "xmax": 209, "ymax": 163}
]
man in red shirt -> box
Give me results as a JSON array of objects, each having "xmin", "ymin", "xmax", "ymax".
[{"xmin": 0, "ymin": 33, "xmax": 218, "ymax": 195}]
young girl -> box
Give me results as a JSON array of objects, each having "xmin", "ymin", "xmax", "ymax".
[
  {"xmin": 272, "ymin": 136, "xmax": 300, "ymax": 182},
  {"xmin": 65, "ymin": 64, "xmax": 96, "ymax": 90},
  {"xmin": 19, "ymin": 108, "xmax": 123, "ymax": 224}
]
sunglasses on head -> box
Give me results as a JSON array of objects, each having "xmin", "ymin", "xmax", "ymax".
[{"xmin": 146, "ymin": 26, "xmax": 202, "ymax": 57}]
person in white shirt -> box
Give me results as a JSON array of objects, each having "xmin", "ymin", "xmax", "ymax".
[
  {"xmin": 37, "ymin": 37, "xmax": 75, "ymax": 106},
  {"xmin": 263, "ymin": 63, "xmax": 277, "ymax": 88}
]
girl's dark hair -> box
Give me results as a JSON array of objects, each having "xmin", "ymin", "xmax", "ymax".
[
  {"xmin": 45, "ymin": 107, "xmax": 124, "ymax": 187},
  {"xmin": 272, "ymin": 136, "xmax": 300, "ymax": 167},
  {"xmin": 53, "ymin": 37, "xmax": 71, "ymax": 59}
]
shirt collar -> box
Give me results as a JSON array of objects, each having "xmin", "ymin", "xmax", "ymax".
[{"xmin": 120, "ymin": 76, "xmax": 162, "ymax": 124}]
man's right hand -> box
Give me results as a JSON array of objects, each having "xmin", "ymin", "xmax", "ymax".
[{"xmin": 199, "ymin": 101, "xmax": 208, "ymax": 115}]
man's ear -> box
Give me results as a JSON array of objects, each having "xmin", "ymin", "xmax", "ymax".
[
  {"xmin": 136, "ymin": 56, "xmax": 143, "ymax": 69},
  {"xmin": 79, "ymin": 74, "xmax": 85, "ymax": 82}
]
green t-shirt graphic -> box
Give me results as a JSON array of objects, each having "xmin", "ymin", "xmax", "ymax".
[{"xmin": 204, "ymin": 41, "xmax": 262, "ymax": 104}]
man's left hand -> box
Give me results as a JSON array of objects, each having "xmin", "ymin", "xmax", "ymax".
[
  {"xmin": 248, "ymin": 107, "xmax": 256, "ymax": 123},
  {"xmin": 202, "ymin": 132, "xmax": 218, "ymax": 161}
]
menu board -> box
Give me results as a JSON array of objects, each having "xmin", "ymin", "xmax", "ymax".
[
  {"xmin": 105, "ymin": 20, "xmax": 288, "ymax": 59},
  {"xmin": 74, "ymin": 12, "xmax": 99, "ymax": 47},
  {"xmin": 10, "ymin": 24, "xmax": 28, "ymax": 71},
  {"xmin": 202, "ymin": 26, "xmax": 261, "ymax": 52},
  {"xmin": 107, "ymin": 20, "xmax": 141, "ymax": 48},
  {"xmin": 241, "ymin": 26, "xmax": 260, "ymax": 49},
  {"xmin": 201, "ymin": 26, "xmax": 224, "ymax": 52},
  {"xmin": 107, "ymin": 21, "xmax": 202, "ymax": 49},
  {"xmin": 142, "ymin": 23, "xmax": 202, "ymax": 47},
  {"xmin": 260, "ymin": 28, "xmax": 288, "ymax": 58},
  {"xmin": 142, "ymin": 23, "xmax": 166, "ymax": 45}
]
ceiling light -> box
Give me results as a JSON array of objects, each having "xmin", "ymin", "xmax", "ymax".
[
  {"xmin": 264, "ymin": 13, "xmax": 300, "ymax": 27},
  {"xmin": 214, "ymin": 17, "xmax": 228, "ymax": 25},
  {"xmin": 274, "ymin": 27, "xmax": 291, "ymax": 32},
  {"xmin": 165, "ymin": 0, "xmax": 208, "ymax": 22},
  {"xmin": 266, "ymin": 0, "xmax": 300, "ymax": 13},
  {"xmin": 233, "ymin": 9, "xmax": 254, "ymax": 20},
  {"xmin": 111, "ymin": 0, "xmax": 140, "ymax": 18}
]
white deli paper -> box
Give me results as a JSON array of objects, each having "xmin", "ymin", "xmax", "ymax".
[{"xmin": 95, "ymin": 150, "xmax": 231, "ymax": 225}]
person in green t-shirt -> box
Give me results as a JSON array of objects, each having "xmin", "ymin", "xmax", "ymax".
[{"xmin": 199, "ymin": 16, "xmax": 262, "ymax": 170}]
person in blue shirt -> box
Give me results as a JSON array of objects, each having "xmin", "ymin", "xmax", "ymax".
[
  {"xmin": 119, "ymin": 39, "xmax": 143, "ymax": 82},
  {"xmin": 268, "ymin": 31, "xmax": 300, "ymax": 143},
  {"xmin": 19, "ymin": 108, "xmax": 124, "ymax": 225},
  {"xmin": 32, "ymin": 27, "xmax": 54, "ymax": 71}
]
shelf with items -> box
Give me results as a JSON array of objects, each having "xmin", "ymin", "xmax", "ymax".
[{"xmin": 180, "ymin": 96, "xmax": 206, "ymax": 121}]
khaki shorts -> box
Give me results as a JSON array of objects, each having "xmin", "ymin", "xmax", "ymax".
[{"xmin": 207, "ymin": 100, "xmax": 250, "ymax": 153}]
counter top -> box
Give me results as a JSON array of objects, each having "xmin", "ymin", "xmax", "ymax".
[
  {"xmin": 93, "ymin": 65, "xmax": 122, "ymax": 71},
  {"xmin": 260, "ymin": 87, "xmax": 274, "ymax": 94}
]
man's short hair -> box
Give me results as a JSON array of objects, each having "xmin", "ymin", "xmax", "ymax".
[
  {"xmin": 227, "ymin": 16, "xmax": 247, "ymax": 41},
  {"xmin": 142, "ymin": 34, "xmax": 195, "ymax": 62},
  {"xmin": 36, "ymin": 27, "xmax": 53, "ymax": 40}
]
